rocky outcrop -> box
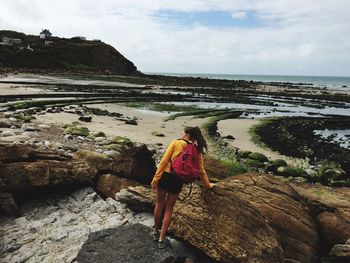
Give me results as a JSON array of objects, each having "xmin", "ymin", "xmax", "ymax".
[
  {"xmin": 0, "ymin": 143, "xmax": 155, "ymax": 194},
  {"xmin": 111, "ymin": 145, "xmax": 155, "ymax": 184},
  {"xmin": 292, "ymin": 183, "xmax": 350, "ymax": 250},
  {"xmin": 0, "ymin": 143, "xmax": 96, "ymax": 192},
  {"xmin": 96, "ymin": 174, "xmax": 138, "ymax": 198},
  {"xmin": 0, "ymin": 187, "xmax": 141, "ymax": 262},
  {"xmin": 77, "ymin": 224, "xmax": 176, "ymax": 263},
  {"xmin": 118, "ymin": 176, "xmax": 295, "ymax": 263},
  {"xmin": 116, "ymin": 174, "xmax": 350, "ymax": 263}
]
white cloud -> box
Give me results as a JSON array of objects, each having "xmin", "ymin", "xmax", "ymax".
[
  {"xmin": 231, "ymin": 11, "xmax": 246, "ymax": 19},
  {"xmin": 0, "ymin": 0, "xmax": 349, "ymax": 76}
]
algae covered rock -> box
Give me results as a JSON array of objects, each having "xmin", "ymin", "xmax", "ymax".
[
  {"xmin": 64, "ymin": 124, "xmax": 90, "ymax": 137},
  {"xmin": 111, "ymin": 136, "xmax": 133, "ymax": 147},
  {"xmin": 248, "ymin": 152, "xmax": 269, "ymax": 162},
  {"xmin": 238, "ymin": 150, "xmax": 252, "ymax": 158},
  {"xmin": 276, "ymin": 166, "xmax": 308, "ymax": 178},
  {"xmin": 244, "ymin": 159, "xmax": 266, "ymax": 169},
  {"xmin": 266, "ymin": 159, "xmax": 288, "ymax": 173},
  {"xmin": 75, "ymin": 150, "xmax": 112, "ymax": 171}
]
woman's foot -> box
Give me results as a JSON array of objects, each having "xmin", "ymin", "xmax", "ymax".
[
  {"xmin": 153, "ymin": 231, "xmax": 160, "ymax": 242},
  {"xmin": 158, "ymin": 237, "xmax": 170, "ymax": 249}
]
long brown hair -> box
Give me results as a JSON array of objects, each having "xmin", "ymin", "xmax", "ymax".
[{"xmin": 184, "ymin": 126, "xmax": 207, "ymax": 154}]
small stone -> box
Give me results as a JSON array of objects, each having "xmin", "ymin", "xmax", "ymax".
[
  {"xmin": 125, "ymin": 120, "xmax": 137, "ymax": 125},
  {"xmin": 77, "ymin": 136, "xmax": 85, "ymax": 141},
  {"xmin": 9, "ymin": 117, "xmax": 17, "ymax": 122},
  {"xmin": 22, "ymin": 131, "xmax": 38, "ymax": 138},
  {"xmin": 79, "ymin": 116, "xmax": 92, "ymax": 122},
  {"xmin": 95, "ymin": 137, "xmax": 106, "ymax": 142},
  {"xmin": 103, "ymin": 150, "xmax": 120, "ymax": 158},
  {"xmin": 3, "ymin": 111, "xmax": 14, "ymax": 117},
  {"xmin": 2, "ymin": 130, "xmax": 16, "ymax": 137},
  {"xmin": 39, "ymin": 124, "xmax": 50, "ymax": 129},
  {"xmin": 64, "ymin": 134, "xmax": 74, "ymax": 140}
]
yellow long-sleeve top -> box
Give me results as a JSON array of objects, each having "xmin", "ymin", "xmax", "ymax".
[{"xmin": 151, "ymin": 139, "xmax": 212, "ymax": 189}]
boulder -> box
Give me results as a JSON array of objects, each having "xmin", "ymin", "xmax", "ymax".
[
  {"xmin": 248, "ymin": 152, "xmax": 269, "ymax": 162},
  {"xmin": 291, "ymin": 183, "xmax": 350, "ymax": 251},
  {"xmin": 125, "ymin": 119, "xmax": 138, "ymax": 125},
  {"xmin": 266, "ymin": 159, "xmax": 288, "ymax": 173},
  {"xmin": 77, "ymin": 224, "xmax": 177, "ymax": 263},
  {"xmin": 79, "ymin": 116, "xmax": 92, "ymax": 122},
  {"xmin": 117, "ymin": 174, "xmax": 323, "ymax": 263},
  {"xmin": 276, "ymin": 166, "xmax": 308, "ymax": 178},
  {"xmin": 1, "ymin": 130, "xmax": 16, "ymax": 137},
  {"xmin": 0, "ymin": 144, "xmax": 97, "ymax": 192},
  {"xmin": 330, "ymin": 241, "xmax": 350, "ymax": 258},
  {"xmin": 238, "ymin": 150, "xmax": 251, "ymax": 158},
  {"xmin": 111, "ymin": 145, "xmax": 155, "ymax": 184},
  {"xmin": 75, "ymin": 150, "xmax": 112, "ymax": 171},
  {"xmin": 97, "ymin": 174, "xmax": 138, "ymax": 198}
]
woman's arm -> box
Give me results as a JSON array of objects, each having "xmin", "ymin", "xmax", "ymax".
[
  {"xmin": 198, "ymin": 154, "xmax": 215, "ymax": 189},
  {"xmin": 151, "ymin": 140, "xmax": 176, "ymax": 188}
]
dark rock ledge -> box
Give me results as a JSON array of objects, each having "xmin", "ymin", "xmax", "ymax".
[{"xmin": 77, "ymin": 224, "xmax": 176, "ymax": 263}]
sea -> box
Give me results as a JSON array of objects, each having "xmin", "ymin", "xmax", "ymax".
[{"xmin": 150, "ymin": 73, "xmax": 350, "ymax": 90}]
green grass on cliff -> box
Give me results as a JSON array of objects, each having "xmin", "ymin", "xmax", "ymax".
[{"xmin": 0, "ymin": 30, "xmax": 137, "ymax": 74}]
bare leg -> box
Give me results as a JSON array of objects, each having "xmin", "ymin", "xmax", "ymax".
[
  {"xmin": 159, "ymin": 192, "xmax": 179, "ymax": 241},
  {"xmin": 154, "ymin": 187, "xmax": 166, "ymax": 233}
]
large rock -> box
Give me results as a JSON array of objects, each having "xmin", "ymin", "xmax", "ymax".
[
  {"xmin": 75, "ymin": 149, "xmax": 112, "ymax": 171},
  {"xmin": 96, "ymin": 174, "xmax": 138, "ymax": 198},
  {"xmin": 0, "ymin": 187, "xmax": 136, "ymax": 262},
  {"xmin": 0, "ymin": 144, "xmax": 97, "ymax": 192},
  {"xmin": 77, "ymin": 224, "xmax": 176, "ymax": 263},
  {"xmin": 117, "ymin": 174, "xmax": 325, "ymax": 263},
  {"xmin": 292, "ymin": 183, "xmax": 350, "ymax": 250},
  {"xmin": 111, "ymin": 145, "xmax": 155, "ymax": 184},
  {"xmin": 117, "ymin": 181, "xmax": 285, "ymax": 262}
]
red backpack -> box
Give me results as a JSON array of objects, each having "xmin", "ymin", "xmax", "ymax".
[{"xmin": 170, "ymin": 139, "xmax": 201, "ymax": 183}]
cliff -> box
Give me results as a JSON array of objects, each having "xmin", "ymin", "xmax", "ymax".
[{"xmin": 0, "ymin": 30, "xmax": 139, "ymax": 75}]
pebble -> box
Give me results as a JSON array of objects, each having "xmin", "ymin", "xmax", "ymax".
[
  {"xmin": 103, "ymin": 150, "xmax": 120, "ymax": 158},
  {"xmin": 22, "ymin": 132, "xmax": 38, "ymax": 138},
  {"xmin": 2, "ymin": 130, "xmax": 16, "ymax": 137},
  {"xmin": 39, "ymin": 124, "xmax": 50, "ymax": 129},
  {"xmin": 94, "ymin": 137, "xmax": 106, "ymax": 142},
  {"xmin": 77, "ymin": 136, "xmax": 85, "ymax": 141},
  {"xmin": 64, "ymin": 134, "xmax": 74, "ymax": 140},
  {"xmin": 9, "ymin": 117, "xmax": 17, "ymax": 122}
]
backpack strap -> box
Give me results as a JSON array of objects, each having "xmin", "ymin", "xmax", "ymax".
[
  {"xmin": 170, "ymin": 139, "xmax": 191, "ymax": 167},
  {"xmin": 177, "ymin": 138, "xmax": 191, "ymax": 144}
]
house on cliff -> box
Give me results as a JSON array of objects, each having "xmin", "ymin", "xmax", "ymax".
[{"xmin": 39, "ymin": 29, "xmax": 52, "ymax": 40}]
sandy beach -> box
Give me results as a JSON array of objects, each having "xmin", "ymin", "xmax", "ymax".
[{"xmin": 35, "ymin": 103, "xmax": 209, "ymax": 149}]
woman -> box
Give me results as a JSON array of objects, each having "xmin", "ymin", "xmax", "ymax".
[{"xmin": 151, "ymin": 126, "xmax": 215, "ymax": 249}]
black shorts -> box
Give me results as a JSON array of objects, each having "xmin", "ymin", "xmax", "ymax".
[{"xmin": 158, "ymin": 171, "xmax": 183, "ymax": 194}]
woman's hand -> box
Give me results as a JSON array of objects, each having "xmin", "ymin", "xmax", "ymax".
[{"xmin": 151, "ymin": 182, "xmax": 158, "ymax": 190}]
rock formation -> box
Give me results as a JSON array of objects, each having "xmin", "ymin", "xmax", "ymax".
[
  {"xmin": 116, "ymin": 174, "xmax": 350, "ymax": 263},
  {"xmin": 77, "ymin": 224, "xmax": 177, "ymax": 263}
]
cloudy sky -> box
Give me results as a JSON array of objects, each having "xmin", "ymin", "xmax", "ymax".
[{"xmin": 1, "ymin": 0, "xmax": 349, "ymax": 76}]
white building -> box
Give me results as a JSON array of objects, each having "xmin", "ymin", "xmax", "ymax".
[{"xmin": 39, "ymin": 29, "xmax": 52, "ymax": 40}]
